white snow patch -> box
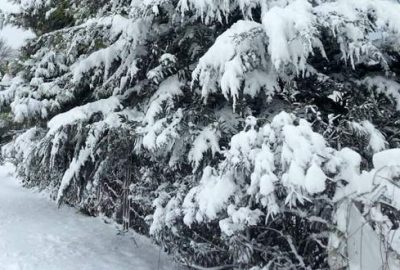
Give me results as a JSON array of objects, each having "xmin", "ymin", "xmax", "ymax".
[
  {"xmin": 373, "ymin": 149, "xmax": 400, "ymax": 169},
  {"xmin": 0, "ymin": 163, "xmax": 180, "ymax": 270},
  {"xmin": 47, "ymin": 96, "xmax": 122, "ymax": 134},
  {"xmin": 304, "ymin": 162, "xmax": 327, "ymax": 194}
]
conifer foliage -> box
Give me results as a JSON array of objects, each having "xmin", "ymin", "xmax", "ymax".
[{"xmin": 2, "ymin": 0, "xmax": 400, "ymax": 269}]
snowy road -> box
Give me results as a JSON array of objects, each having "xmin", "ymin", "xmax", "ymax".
[{"xmin": 0, "ymin": 163, "xmax": 179, "ymax": 270}]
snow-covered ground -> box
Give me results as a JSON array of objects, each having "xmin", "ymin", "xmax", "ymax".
[{"xmin": 0, "ymin": 163, "xmax": 180, "ymax": 270}]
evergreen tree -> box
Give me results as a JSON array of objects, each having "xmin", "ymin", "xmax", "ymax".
[{"xmin": 2, "ymin": 0, "xmax": 400, "ymax": 268}]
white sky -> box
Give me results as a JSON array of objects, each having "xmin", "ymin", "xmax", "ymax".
[
  {"xmin": 0, "ymin": 0, "xmax": 17, "ymax": 13},
  {"xmin": 0, "ymin": 0, "xmax": 35, "ymax": 49}
]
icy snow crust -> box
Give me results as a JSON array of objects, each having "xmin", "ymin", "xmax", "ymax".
[{"xmin": 0, "ymin": 163, "xmax": 179, "ymax": 270}]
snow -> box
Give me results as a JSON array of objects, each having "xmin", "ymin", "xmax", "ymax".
[
  {"xmin": 149, "ymin": 193, "xmax": 182, "ymax": 236},
  {"xmin": 361, "ymin": 76, "xmax": 400, "ymax": 110},
  {"xmin": 71, "ymin": 40, "xmax": 125, "ymax": 82},
  {"xmin": 304, "ymin": 163, "xmax": 326, "ymax": 194},
  {"xmin": 192, "ymin": 20, "xmax": 269, "ymax": 107},
  {"xmin": 347, "ymin": 203, "xmax": 400, "ymax": 270},
  {"xmin": 219, "ymin": 206, "xmax": 262, "ymax": 236},
  {"xmin": 56, "ymin": 123, "xmax": 104, "ymax": 204},
  {"xmin": 3, "ymin": 0, "xmax": 400, "ymax": 267},
  {"xmin": 11, "ymin": 97, "xmax": 48, "ymax": 123},
  {"xmin": 182, "ymin": 166, "xmax": 237, "ymax": 225},
  {"xmin": 70, "ymin": 16, "xmax": 149, "ymax": 84},
  {"xmin": 330, "ymin": 148, "xmax": 361, "ymax": 183},
  {"xmin": 55, "ymin": 107, "xmax": 140, "ymax": 204},
  {"xmin": 250, "ymin": 143, "xmax": 277, "ymax": 200},
  {"xmin": 144, "ymin": 76, "xmax": 184, "ymax": 125},
  {"xmin": 315, "ymin": 0, "xmax": 400, "ymax": 69},
  {"xmin": 178, "ymin": 0, "xmax": 262, "ymax": 23},
  {"xmin": 47, "ymin": 96, "xmax": 122, "ymax": 134},
  {"xmin": 373, "ymin": 149, "xmax": 400, "ymax": 169},
  {"xmin": 279, "ymin": 118, "xmax": 331, "ymax": 199},
  {"xmin": 0, "ymin": 163, "xmax": 180, "ymax": 270},
  {"xmin": 350, "ymin": 120, "xmax": 387, "ymax": 153},
  {"xmin": 262, "ymin": 0, "xmax": 318, "ymax": 73},
  {"xmin": 188, "ymin": 125, "xmax": 221, "ymax": 171},
  {"xmin": 139, "ymin": 109, "xmax": 183, "ymax": 153},
  {"xmin": 183, "ymin": 112, "xmax": 342, "ymax": 231},
  {"xmin": 19, "ymin": 0, "xmax": 48, "ymax": 10},
  {"xmin": 360, "ymin": 121, "xmax": 387, "ymax": 153},
  {"xmin": 196, "ymin": 172, "xmax": 237, "ymax": 221},
  {"xmin": 2, "ymin": 127, "xmax": 41, "ymax": 167}
]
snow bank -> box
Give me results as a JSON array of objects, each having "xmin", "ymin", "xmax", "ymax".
[{"xmin": 0, "ymin": 163, "xmax": 178, "ymax": 270}]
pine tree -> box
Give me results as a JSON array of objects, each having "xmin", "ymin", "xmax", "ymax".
[{"xmin": 1, "ymin": 0, "xmax": 400, "ymax": 268}]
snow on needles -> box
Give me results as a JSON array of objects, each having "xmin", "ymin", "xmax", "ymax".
[
  {"xmin": 181, "ymin": 112, "xmax": 335, "ymax": 233},
  {"xmin": 48, "ymin": 96, "xmax": 122, "ymax": 134},
  {"xmin": 263, "ymin": 0, "xmax": 322, "ymax": 73},
  {"xmin": 71, "ymin": 17, "xmax": 149, "ymax": 83},
  {"xmin": 192, "ymin": 20, "xmax": 272, "ymax": 108},
  {"xmin": 188, "ymin": 125, "xmax": 221, "ymax": 171}
]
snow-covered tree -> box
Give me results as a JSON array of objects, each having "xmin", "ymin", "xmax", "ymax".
[{"xmin": 2, "ymin": 0, "xmax": 400, "ymax": 268}]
